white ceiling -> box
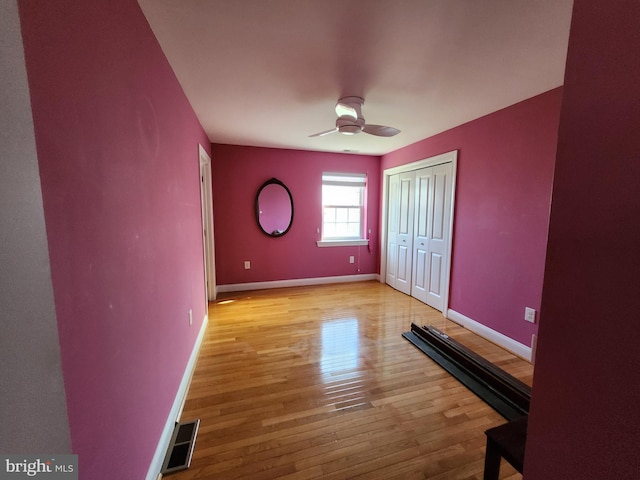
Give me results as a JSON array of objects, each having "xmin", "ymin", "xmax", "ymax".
[{"xmin": 138, "ymin": 0, "xmax": 573, "ymax": 156}]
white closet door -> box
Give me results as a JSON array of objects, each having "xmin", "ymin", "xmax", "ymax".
[
  {"xmin": 394, "ymin": 171, "xmax": 415, "ymax": 295},
  {"xmin": 423, "ymin": 162, "xmax": 453, "ymax": 311},
  {"xmin": 411, "ymin": 168, "xmax": 432, "ymax": 304},
  {"xmin": 385, "ymin": 174, "xmax": 400, "ymax": 287},
  {"xmin": 385, "ymin": 152, "xmax": 456, "ymax": 312}
]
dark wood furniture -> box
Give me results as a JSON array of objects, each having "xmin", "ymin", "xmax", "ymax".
[{"xmin": 483, "ymin": 415, "xmax": 528, "ymax": 479}]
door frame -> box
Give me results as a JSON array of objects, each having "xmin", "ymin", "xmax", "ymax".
[
  {"xmin": 199, "ymin": 144, "xmax": 216, "ymax": 301},
  {"xmin": 380, "ymin": 150, "xmax": 458, "ymax": 314}
]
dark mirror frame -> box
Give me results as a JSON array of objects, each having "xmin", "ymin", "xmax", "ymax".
[{"xmin": 255, "ymin": 177, "xmax": 294, "ymax": 237}]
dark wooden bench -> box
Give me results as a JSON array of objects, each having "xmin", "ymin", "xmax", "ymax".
[{"xmin": 483, "ymin": 415, "xmax": 527, "ymax": 479}]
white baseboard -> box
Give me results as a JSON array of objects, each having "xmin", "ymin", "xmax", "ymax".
[
  {"xmin": 146, "ymin": 314, "xmax": 209, "ymax": 480},
  {"xmin": 446, "ymin": 309, "xmax": 532, "ymax": 362},
  {"xmin": 217, "ymin": 273, "xmax": 378, "ymax": 293}
]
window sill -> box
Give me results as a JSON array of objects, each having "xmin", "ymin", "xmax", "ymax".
[{"xmin": 316, "ymin": 239, "xmax": 369, "ymax": 247}]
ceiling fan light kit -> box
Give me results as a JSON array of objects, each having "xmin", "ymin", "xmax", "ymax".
[
  {"xmin": 336, "ymin": 116, "xmax": 364, "ymax": 135},
  {"xmin": 309, "ymin": 96, "xmax": 400, "ymax": 138}
]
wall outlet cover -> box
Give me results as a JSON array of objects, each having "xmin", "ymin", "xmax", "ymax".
[{"xmin": 524, "ymin": 307, "xmax": 536, "ymax": 323}]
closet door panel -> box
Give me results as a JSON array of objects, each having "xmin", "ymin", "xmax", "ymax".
[
  {"xmin": 385, "ymin": 174, "xmax": 400, "ymax": 287},
  {"xmin": 394, "ymin": 172, "xmax": 414, "ymax": 294},
  {"xmin": 425, "ymin": 162, "xmax": 453, "ymax": 310},
  {"xmin": 411, "ymin": 168, "xmax": 432, "ymax": 303},
  {"xmin": 429, "ymin": 253, "xmax": 443, "ymax": 296}
]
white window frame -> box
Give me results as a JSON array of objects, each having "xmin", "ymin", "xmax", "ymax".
[{"xmin": 317, "ymin": 172, "xmax": 369, "ymax": 248}]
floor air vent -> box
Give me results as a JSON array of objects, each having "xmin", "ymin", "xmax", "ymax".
[{"xmin": 161, "ymin": 419, "xmax": 200, "ymax": 476}]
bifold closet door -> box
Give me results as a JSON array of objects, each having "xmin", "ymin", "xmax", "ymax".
[
  {"xmin": 385, "ymin": 174, "xmax": 400, "ymax": 288},
  {"xmin": 411, "ymin": 162, "xmax": 453, "ymax": 311},
  {"xmin": 385, "ymin": 171, "xmax": 414, "ymax": 295},
  {"xmin": 410, "ymin": 168, "xmax": 432, "ymax": 304}
]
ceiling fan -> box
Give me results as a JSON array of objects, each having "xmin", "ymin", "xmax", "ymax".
[{"xmin": 309, "ymin": 96, "xmax": 400, "ymax": 138}]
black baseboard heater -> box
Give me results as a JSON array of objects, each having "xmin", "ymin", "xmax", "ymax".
[{"xmin": 402, "ymin": 323, "xmax": 530, "ymax": 421}]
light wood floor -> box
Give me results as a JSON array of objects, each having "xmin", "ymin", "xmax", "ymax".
[{"xmin": 171, "ymin": 281, "xmax": 533, "ymax": 480}]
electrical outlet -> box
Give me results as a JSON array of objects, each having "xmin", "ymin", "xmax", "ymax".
[
  {"xmin": 349, "ymin": 256, "xmax": 355, "ymax": 264},
  {"xmin": 244, "ymin": 261, "xmax": 250, "ymax": 269},
  {"xmin": 189, "ymin": 309, "xmax": 193, "ymax": 326},
  {"xmin": 524, "ymin": 307, "xmax": 536, "ymax": 323}
]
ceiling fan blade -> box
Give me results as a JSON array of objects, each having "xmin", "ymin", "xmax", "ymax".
[
  {"xmin": 363, "ymin": 124, "xmax": 400, "ymax": 137},
  {"xmin": 335, "ymin": 102, "xmax": 358, "ymax": 121},
  {"xmin": 309, "ymin": 127, "xmax": 339, "ymax": 138}
]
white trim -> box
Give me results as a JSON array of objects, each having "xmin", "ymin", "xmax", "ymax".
[
  {"xmin": 446, "ymin": 309, "xmax": 532, "ymax": 362},
  {"xmin": 380, "ymin": 150, "xmax": 458, "ymax": 315},
  {"xmin": 317, "ymin": 239, "xmax": 369, "ymax": 247},
  {"xmin": 217, "ymin": 274, "xmax": 377, "ymax": 293},
  {"xmin": 146, "ymin": 314, "xmax": 209, "ymax": 480},
  {"xmin": 199, "ymin": 145, "xmax": 217, "ymax": 301},
  {"xmin": 383, "ymin": 151, "xmax": 458, "ymax": 176}
]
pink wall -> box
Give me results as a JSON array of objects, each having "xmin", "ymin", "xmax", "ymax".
[
  {"xmin": 525, "ymin": 1, "xmax": 640, "ymax": 478},
  {"xmin": 211, "ymin": 144, "xmax": 380, "ymax": 285},
  {"xmin": 382, "ymin": 89, "xmax": 563, "ymax": 346},
  {"xmin": 19, "ymin": 1, "xmax": 209, "ymax": 478}
]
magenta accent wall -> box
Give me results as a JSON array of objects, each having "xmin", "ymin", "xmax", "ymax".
[
  {"xmin": 382, "ymin": 89, "xmax": 563, "ymax": 346},
  {"xmin": 525, "ymin": 1, "xmax": 640, "ymax": 478},
  {"xmin": 19, "ymin": 1, "xmax": 209, "ymax": 478},
  {"xmin": 211, "ymin": 144, "xmax": 380, "ymax": 285}
]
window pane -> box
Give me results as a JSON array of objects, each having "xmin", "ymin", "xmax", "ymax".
[
  {"xmin": 323, "ymin": 208, "xmax": 335, "ymax": 223},
  {"xmin": 347, "ymin": 224, "xmax": 360, "ymax": 237},
  {"xmin": 335, "ymin": 208, "xmax": 348, "ymax": 222},
  {"xmin": 322, "ymin": 185, "xmax": 362, "ymax": 207},
  {"xmin": 343, "ymin": 189, "xmax": 360, "ymax": 206},
  {"xmin": 324, "ymin": 224, "xmax": 336, "ymax": 237},
  {"xmin": 335, "ymin": 223, "xmax": 348, "ymax": 237}
]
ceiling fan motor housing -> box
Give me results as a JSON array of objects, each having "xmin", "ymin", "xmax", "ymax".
[{"xmin": 336, "ymin": 116, "xmax": 364, "ymax": 135}]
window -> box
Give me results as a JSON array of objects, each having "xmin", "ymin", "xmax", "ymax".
[{"xmin": 319, "ymin": 173, "xmax": 368, "ymax": 246}]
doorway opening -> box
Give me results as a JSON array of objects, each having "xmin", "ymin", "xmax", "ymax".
[{"xmin": 199, "ymin": 145, "xmax": 216, "ymax": 302}]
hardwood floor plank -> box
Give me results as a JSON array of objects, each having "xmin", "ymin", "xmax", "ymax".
[{"xmin": 168, "ymin": 281, "xmax": 532, "ymax": 480}]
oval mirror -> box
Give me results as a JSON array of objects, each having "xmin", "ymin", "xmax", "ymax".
[{"xmin": 255, "ymin": 178, "xmax": 294, "ymax": 237}]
